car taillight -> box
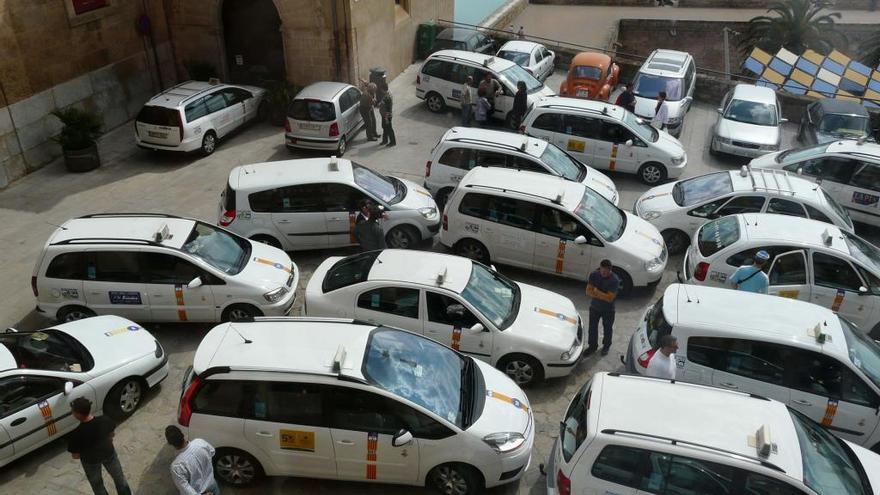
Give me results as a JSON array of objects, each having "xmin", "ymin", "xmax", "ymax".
[
  {"xmin": 416, "ymin": 74, "xmax": 421, "ymax": 85},
  {"xmin": 284, "ymin": 118, "xmax": 291, "ymax": 133},
  {"xmin": 31, "ymin": 276, "xmax": 38, "ymax": 297},
  {"xmin": 329, "ymin": 122, "xmax": 339, "ymax": 137},
  {"xmin": 694, "ymin": 262, "xmax": 710, "ymax": 282},
  {"xmin": 442, "ymin": 214, "xmax": 448, "ymax": 231},
  {"xmin": 178, "ymin": 376, "xmax": 202, "ymax": 427},
  {"xmin": 425, "ymin": 160, "xmax": 432, "ymax": 177},
  {"xmin": 219, "ymin": 209, "xmax": 236, "ymax": 227},
  {"xmin": 638, "ymin": 348, "xmax": 657, "ymax": 369},
  {"xmin": 556, "ymin": 469, "xmax": 571, "ymax": 495},
  {"xmin": 518, "ymin": 124, "xmax": 525, "ymax": 134},
  {"xmin": 176, "ymin": 111, "xmax": 184, "ymax": 141}
]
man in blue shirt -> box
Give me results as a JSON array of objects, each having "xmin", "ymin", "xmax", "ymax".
[
  {"xmin": 729, "ymin": 250, "xmax": 770, "ymax": 294},
  {"xmin": 586, "ymin": 259, "xmax": 620, "ymax": 356}
]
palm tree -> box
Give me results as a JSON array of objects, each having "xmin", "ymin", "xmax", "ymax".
[
  {"xmin": 739, "ymin": 0, "xmax": 847, "ymax": 56},
  {"xmin": 861, "ymin": 31, "xmax": 880, "ymax": 68}
]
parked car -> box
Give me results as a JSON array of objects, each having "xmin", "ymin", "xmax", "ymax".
[
  {"xmin": 440, "ymin": 167, "xmax": 667, "ymax": 295},
  {"xmin": 219, "ymin": 157, "xmax": 439, "ymax": 251},
  {"xmin": 710, "ymin": 84, "xmax": 785, "ymax": 158},
  {"xmin": 425, "ymin": 126, "xmax": 618, "ymax": 209},
  {"xmin": 285, "ymin": 82, "xmax": 363, "ymax": 156},
  {"xmin": 428, "ymin": 28, "xmax": 496, "ymax": 55},
  {"xmin": 546, "ymin": 372, "xmax": 880, "ymax": 495},
  {"xmin": 750, "ymin": 139, "xmax": 880, "ymax": 227},
  {"xmin": 179, "ymin": 317, "xmax": 534, "ymax": 493},
  {"xmin": 305, "ymin": 249, "xmax": 584, "ymax": 386},
  {"xmin": 521, "ymin": 96, "xmax": 687, "ymax": 184},
  {"xmin": 495, "ymin": 40, "xmax": 555, "ymax": 82},
  {"xmin": 682, "ymin": 213, "xmax": 880, "ymax": 335},
  {"xmin": 798, "ymin": 98, "xmax": 874, "ymax": 145},
  {"xmin": 416, "ymin": 50, "xmax": 555, "ymax": 128},
  {"xmin": 33, "ymin": 213, "xmax": 298, "ymax": 323},
  {"xmin": 558, "ymin": 51, "xmax": 619, "ymax": 101},
  {"xmin": 634, "ymin": 166, "xmax": 853, "ymax": 254},
  {"xmin": 631, "ymin": 49, "xmax": 696, "ymax": 137},
  {"xmin": 135, "ymin": 80, "xmax": 266, "ymax": 155},
  {"xmin": 0, "ymin": 315, "xmax": 168, "ymax": 467}
]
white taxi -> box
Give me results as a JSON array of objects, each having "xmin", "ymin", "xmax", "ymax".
[
  {"xmin": 682, "ymin": 213, "xmax": 880, "ymax": 335},
  {"xmin": 305, "ymin": 250, "xmax": 584, "ymax": 386},
  {"xmin": 0, "ymin": 315, "xmax": 168, "ymax": 468},
  {"xmin": 635, "ymin": 167, "xmax": 854, "ymax": 254},
  {"xmin": 180, "ymin": 317, "xmax": 534, "ymax": 494}
]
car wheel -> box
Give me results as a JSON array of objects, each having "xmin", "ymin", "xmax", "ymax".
[
  {"xmin": 57, "ymin": 305, "xmax": 96, "ymax": 323},
  {"xmin": 104, "ymin": 378, "xmax": 143, "ymax": 420},
  {"xmin": 222, "ymin": 304, "xmax": 263, "ymax": 322},
  {"xmin": 612, "ymin": 267, "xmax": 634, "ymax": 298},
  {"xmin": 498, "ymin": 354, "xmax": 544, "ymax": 387},
  {"xmin": 662, "ymin": 229, "xmax": 690, "ymax": 255},
  {"xmin": 435, "ymin": 188, "xmax": 453, "ymax": 211},
  {"xmin": 638, "ymin": 162, "xmax": 667, "ymax": 185},
  {"xmin": 250, "ymin": 234, "xmax": 282, "ymax": 250},
  {"xmin": 386, "ymin": 225, "xmax": 419, "ymax": 249},
  {"xmin": 454, "ymin": 239, "xmax": 490, "ymax": 264},
  {"xmin": 337, "ymin": 136, "xmax": 347, "ymax": 156},
  {"xmin": 709, "ymin": 137, "xmax": 719, "ymax": 156},
  {"xmin": 425, "ymin": 92, "xmax": 446, "ymax": 113},
  {"xmin": 215, "ymin": 448, "xmax": 264, "ymax": 487},
  {"xmin": 428, "ymin": 463, "xmax": 483, "ymax": 495},
  {"xmin": 201, "ymin": 131, "xmax": 217, "ymax": 156}
]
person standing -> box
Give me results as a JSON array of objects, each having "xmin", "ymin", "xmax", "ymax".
[
  {"xmin": 511, "ymin": 80, "xmax": 528, "ymax": 130},
  {"xmin": 354, "ymin": 205, "xmax": 387, "ymax": 251},
  {"xmin": 358, "ymin": 81, "xmax": 378, "ymax": 141},
  {"xmin": 460, "ymin": 76, "xmax": 474, "ymax": 127},
  {"xmin": 646, "ymin": 335, "xmax": 679, "ymax": 379},
  {"xmin": 67, "ymin": 398, "xmax": 131, "ymax": 495},
  {"xmin": 356, "ymin": 199, "xmax": 372, "ymax": 225},
  {"xmin": 586, "ymin": 259, "xmax": 620, "ymax": 356},
  {"xmin": 615, "ymin": 82, "xmax": 636, "ymax": 113},
  {"xmin": 479, "ymin": 73, "xmax": 502, "ymax": 114},
  {"xmin": 516, "ymin": 25, "xmax": 526, "ymax": 39},
  {"xmin": 651, "ymin": 91, "xmax": 669, "ymax": 130},
  {"xmin": 165, "ymin": 425, "xmax": 219, "ymax": 495},
  {"xmin": 474, "ymin": 88, "xmax": 491, "ymax": 128},
  {"xmin": 378, "ymin": 81, "xmax": 396, "ymax": 147},
  {"xmin": 729, "ymin": 250, "xmax": 770, "ymax": 294}
]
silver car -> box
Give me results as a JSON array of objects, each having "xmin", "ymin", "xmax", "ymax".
[
  {"xmin": 285, "ymin": 82, "xmax": 364, "ymax": 156},
  {"xmin": 710, "ymin": 84, "xmax": 785, "ymax": 158}
]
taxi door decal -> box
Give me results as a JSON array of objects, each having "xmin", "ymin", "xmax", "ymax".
[
  {"xmin": 366, "ymin": 431, "xmax": 378, "ymax": 480},
  {"xmin": 174, "ymin": 285, "xmax": 188, "ymax": 321},
  {"xmin": 486, "ymin": 390, "xmax": 529, "ymax": 412},
  {"xmin": 279, "ymin": 429, "xmax": 315, "ymax": 452},
  {"xmin": 567, "ymin": 139, "xmax": 585, "ymax": 153},
  {"xmin": 777, "ymin": 290, "xmax": 800, "ymax": 299},
  {"xmin": 821, "ymin": 399, "xmax": 839, "ymax": 426},
  {"xmin": 555, "ymin": 239, "xmax": 566, "ymax": 274},
  {"xmin": 451, "ymin": 327, "xmax": 462, "ymax": 351},
  {"xmin": 831, "ymin": 289, "xmax": 845, "ymax": 313},
  {"xmin": 349, "ymin": 212, "xmax": 357, "ymax": 244},
  {"xmin": 38, "ymin": 400, "xmax": 57, "ymax": 436},
  {"xmin": 609, "ymin": 144, "xmax": 619, "ymax": 171}
]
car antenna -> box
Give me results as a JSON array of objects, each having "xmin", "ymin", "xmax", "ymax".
[
  {"xmin": 228, "ymin": 323, "xmax": 252, "ymax": 344},
  {"xmin": 682, "ymin": 284, "xmax": 692, "ymax": 303},
  {"xmin": 45, "ymin": 221, "xmax": 67, "ymax": 230}
]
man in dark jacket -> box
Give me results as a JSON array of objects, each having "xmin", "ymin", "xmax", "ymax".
[
  {"xmin": 354, "ymin": 205, "xmax": 387, "ymax": 251},
  {"xmin": 512, "ymin": 80, "xmax": 528, "ymax": 130},
  {"xmin": 358, "ymin": 81, "xmax": 378, "ymax": 141},
  {"xmin": 615, "ymin": 82, "xmax": 636, "ymax": 113},
  {"xmin": 68, "ymin": 397, "xmax": 132, "ymax": 495},
  {"xmin": 378, "ymin": 82, "xmax": 396, "ymax": 147}
]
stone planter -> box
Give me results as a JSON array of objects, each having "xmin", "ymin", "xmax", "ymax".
[{"xmin": 63, "ymin": 142, "xmax": 101, "ymax": 173}]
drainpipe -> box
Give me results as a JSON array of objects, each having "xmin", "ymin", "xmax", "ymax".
[
  {"xmin": 331, "ymin": 0, "xmax": 342, "ymax": 81},
  {"xmin": 341, "ymin": 0, "xmax": 353, "ymax": 83}
]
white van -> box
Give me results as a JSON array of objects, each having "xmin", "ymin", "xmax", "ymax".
[
  {"xmin": 416, "ymin": 50, "xmax": 555, "ymax": 127},
  {"xmin": 627, "ymin": 283, "xmax": 880, "ymax": 452},
  {"xmin": 440, "ymin": 167, "xmax": 667, "ymax": 295},
  {"xmin": 631, "ymin": 49, "xmax": 697, "ymax": 138}
]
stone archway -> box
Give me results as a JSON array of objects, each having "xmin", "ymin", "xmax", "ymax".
[{"xmin": 221, "ymin": 0, "xmax": 285, "ymax": 84}]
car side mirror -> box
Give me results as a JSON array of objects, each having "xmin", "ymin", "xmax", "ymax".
[
  {"xmin": 716, "ymin": 107, "xmax": 723, "ymax": 114},
  {"xmin": 3, "ymin": 327, "xmax": 18, "ymax": 334},
  {"xmin": 392, "ymin": 429, "xmax": 413, "ymax": 447},
  {"xmin": 64, "ymin": 381, "xmax": 74, "ymax": 395},
  {"xmin": 469, "ymin": 323, "xmax": 485, "ymax": 333},
  {"xmin": 780, "ymin": 118, "xmax": 788, "ymax": 123},
  {"xmin": 624, "ymin": 139, "xmax": 633, "ymax": 147},
  {"xmin": 187, "ymin": 276, "xmax": 203, "ymax": 289},
  {"xmin": 574, "ymin": 235, "xmax": 588, "ymax": 245},
  {"xmin": 490, "ymin": 264, "xmax": 498, "ymax": 272},
  {"xmin": 859, "ymin": 286, "xmax": 869, "ymax": 295}
]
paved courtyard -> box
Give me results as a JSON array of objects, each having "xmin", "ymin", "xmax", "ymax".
[{"xmin": 0, "ymin": 61, "xmax": 876, "ymax": 495}]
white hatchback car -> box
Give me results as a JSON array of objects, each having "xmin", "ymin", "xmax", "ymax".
[
  {"xmin": 682, "ymin": 213, "xmax": 880, "ymax": 335},
  {"xmin": 179, "ymin": 317, "xmax": 534, "ymax": 494},
  {"xmin": 496, "ymin": 40, "xmax": 556, "ymax": 82},
  {"xmin": 441, "ymin": 167, "xmax": 667, "ymax": 295},
  {"xmin": 305, "ymin": 249, "xmax": 583, "ymax": 386},
  {"xmin": 285, "ymin": 82, "xmax": 363, "ymax": 156},
  {"xmin": 631, "ymin": 49, "xmax": 697, "ymax": 138},
  {"xmin": 711, "ymin": 84, "xmax": 785, "ymax": 158},
  {"xmin": 635, "ymin": 167, "xmax": 854, "ymax": 254},
  {"xmin": 0, "ymin": 315, "xmax": 168, "ymax": 468}
]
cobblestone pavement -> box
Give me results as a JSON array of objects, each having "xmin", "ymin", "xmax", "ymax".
[{"xmin": 0, "ymin": 62, "xmax": 877, "ymax": 495}]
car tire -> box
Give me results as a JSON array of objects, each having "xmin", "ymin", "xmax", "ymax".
[
  {"xmin": 435, "ymin": 188, "xmax": 453, "ymax": 211},
  {"xmin": 104, "ymin": 377, "xmax": 144, "ymax": 420},
  {"xmin": 637, "ymin": 162, "xmax": 667, "ymax": 185},
  {"xmin": 201, "ymin": 131, "xmax": 217, "ymax": 156},
  {"xmin": 222, "ymin": 304, "xmax": 263, "ymax": 322},
  {"xmin": 454, "ymin": 239, "xmax": 490, "ymax": 265},
  {"xmin": 661, "ymin": 229, "xmax": 690, "ymax": 255},
  {"xmin": 425, "ymin": 92, "xmax": 446, "ymax": 113},
  {"xmin": 428, "ymin": 463, "xmax": 483, "ymax": 495},
  {"xmin": 337, "ymin": 136, "xmax": 347, "ymax": 156},
  {"xmin": 708, "ymin": 137, "xmax": 719, "ymax": 156},
  {"xmin": 386, "ymin": 225, "xmax": 420, "ymax": 249},
  {"xmin": 214, "ymin": 448, "xmax": 264, "ymax": 487},
  {"xmin": 497, "ymin": 354, "xmax": 544, "ymax": 387},
  {"xmin": 57, "ymin": 305, "xmax": 96, "ymax": 323},
  {"xmin": 250, "ymin": 234, "xmax": 282, "ymax": 250},
  {"xmin": 613, "ymin": 267, "xmax": 634, "ymax": 298}
]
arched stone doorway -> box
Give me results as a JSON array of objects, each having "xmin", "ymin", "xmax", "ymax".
[{"xmin": 221, "ymin": 0, "xmax": 285, "ymax": 85}]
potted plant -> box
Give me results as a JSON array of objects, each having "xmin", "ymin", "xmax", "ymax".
[
  {"xmin": 51, "ymin": 107, "xmax": 103, "ymax": 173},
  {"xmin": 265, "ymin": 80, "xmax": 299, "ymax": 126}
]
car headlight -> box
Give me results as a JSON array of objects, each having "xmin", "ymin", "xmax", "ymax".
[
  {"xmin": 641, "ymin": 210, "xmax": 662, "ymax": 220},
  {"xmin": 671, "ymin": 155, "xmax": 685, "ymax": 165},
  {"xmin": 561, "ymin": 340, "xmax": 579, "ymax": 361},
  {"xmin": 263, "ymin": 286, "xmax": 289, "ymax": 303},
  {"xmin": 483, "ymin": 432, "xmax": 526, "ymax": 453},
  {"xmin": 154, "ymin": 340, "xmax": 164, "ymax": 358},
  {"xmin": 418, "ymin": 206, "xmax": 438, "ymax": 219},
  {"xmin": 645, "ymin": 256, "xmax": 665, "ymax": 271}
]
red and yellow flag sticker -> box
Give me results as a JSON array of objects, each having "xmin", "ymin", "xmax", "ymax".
[
  {"xmin": 451, "ymin": 327, "xmax": 462, "ymax": 351},
  {"xmin": 486, "ymin": 390, "xmax": 529, "ymax": 412},
  {"xmin": 174, "ymin": 285, "xmax": 188, "ymax": 321},
  {"xmin": 39, "ymin": 400, "xmax": 57, "ymax": 436},
  {"xmin": 253, "ymin": 257, "xmax": 294, "ymax": 274},
  {"xmin": 366, "ymin": 432, "xmax": 378, "ymax": 479},
  {"xmin": 831, "ymin": 289, "xmax": 845, "ymax": 313},
  {"xmin": 534, "ymin": 307, "xmax": 578, "ymax": 325},
  {"xmin": 609, "ymin": 144, "xmax": 618, "ymax": 171},
  {"xmin": 555, "ymin": 239, "xmax": 566, "ymax": 274},
  {"xmin": 349, "ymin": 212, "xmax": 357, "ymax": 244},
  {"xmin": 821, "ymin": 399, "xmax": 839, "ymax": 426}
]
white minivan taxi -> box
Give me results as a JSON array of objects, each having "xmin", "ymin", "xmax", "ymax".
[
  {"xmin": 682, "ymin": 213, "xmax": 880, "ymax": 335},
  {"xmin": 179, "ymin": 317, "xmax": 534, "ymax": 494},
  {"xmin": 305, "ymin": 249, "xmax": 584, "ymax": 386},
  {"xmin": 441, "ymin": 167, "xmax": 667, "ymax": 295}
]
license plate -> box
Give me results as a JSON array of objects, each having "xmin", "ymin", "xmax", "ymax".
[
  {"xmin": 298, "ymin": 123, "xmax": 321, "ymax": 130},
  {"xmin": 147, "ymin": 131, "xmax": 168, "ymax": 138},
  {"xmin": 576, "ymin": 89, "xmax": 589, "ymax": 98}
]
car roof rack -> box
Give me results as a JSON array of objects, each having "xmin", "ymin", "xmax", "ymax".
[
  {"xmin": 464, "ymin": 183, "xmax": 563, "ymax": 204},
  {"xmin": 50, "ymin": 237, "xmax": 165, "ymax": 247},
  {"xmin": 77, "ymin": 212, "xmax": 185, "ymax": 219},
  {"xmin": 745, "ymin": 167, "xmax": 795, "ymax": 196},
  {"xmin": 539, "ymin": 103, "xmax": 619, "ymax": 118},
  {"xmin": 447, "ymin": 137, "xmax": 531, "ymax": 154},
  {"xmin": 432, "ymin": 53, "xmax": 493, "ymax": 65}
]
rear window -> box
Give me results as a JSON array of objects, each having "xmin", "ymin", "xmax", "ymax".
[
  {"xmin": 46, "ymin": 252, "xmax": 87, "ymax": 279},
  {"xmin": 288, "ymin": 99, "xmax": 336, "ymax": 122},
  {"xmin": 572, "ymin": 66, "xmax": 602, "ymax": 80},
  {"xmin": 221, "ymin": 181, "xmax": 236, "ymax": 212},
  {"xmin": 136, "ymin": 105, "xmax": 180, "ymax": 126},
  {"xmin": 322, "ymin": 251, "xmax": 380, "ymax": 292},
  {"xmin": 672, "ymin": 172, "xmax": 733, "ymax": 206},
  {"xmin": 561, "ymin": 380, "xmax": 591, "ymax": 462},
  {"xmin": 698, "ymin": 216, "xmax": 740, "ymax": 257},
  {"xmin": 645, "ymin": 297, "xmax": 673, "ymax": 347},
  {"xmin": 432, "ymin": 39, "xmax": 466, "ymax": 52}
]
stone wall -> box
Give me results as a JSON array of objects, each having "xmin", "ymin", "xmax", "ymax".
[
  {"xmin": 530, "ymin": 0, "xmax": 654, "ymax": 5},
  {"xmin": 531, "ymin": 0, "xmax": 874, "ymax": 7},
  {"xmin": 482, "ymin": 0, "xmax": 529, "ymax": 30}
]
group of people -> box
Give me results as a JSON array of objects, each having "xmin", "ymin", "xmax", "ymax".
[
  {"xmin": 615, "ymin": 81, "xmax": 672, "ymax": 131},
  {"xmin": 459, "ymin": 73, "xmax": 529, "ymax": 129},
  {"xmin": 358, "ymin": 79, "xmax": 395, "ymax": 147}
]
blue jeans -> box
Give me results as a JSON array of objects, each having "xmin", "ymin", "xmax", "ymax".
[
  {"xmin": 81, "ymin": 453, "xmax": 131, "ymax": 495},
  {"xmin": 461, "ymin": 103, "xmax": 473, "ymax": 126}
]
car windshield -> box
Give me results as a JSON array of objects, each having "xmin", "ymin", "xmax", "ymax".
[
  {"xmin": 497, "ymin": 50, "xmax": 529, "ymax": 66},
  {"xmin": 839, "ymin": 317, "xmax": 880, "ymax": 391},
  {"xmin": 573, "ymin": 188, "xmax": 626, "ymax": 241},
  {"xmin": 632, "ymin": 73, "xmax": 683, "ymax": 101},
  {"xmin": 824, "ymin": 190, "xmax": 854, "ymax": 231},
  {"xmin": 572, "ymin": 66, "xmax": 602, "ymax": 80},
  {"xmin": 724, "ymin": 99, "xmax": 778, "ymax": 126},
  {"xmin": 432, "ymin": 39, "xmax": 466, "ymax": 51},
  {"xmin": 819, "ymin": 115, "xmax": 870, "ymax": 137},
  {"xmin": 789, "ymin": 408, "xmax": 870, "ymax": 495},
  {"xmin": 0, "ymin": 330, "xmax": 93, "ymax": 372},
  {"xmin": 288, "ymin": 99, "xmax": 336, "ymax": 122},
  {"xmin": 181, "ymin": 222, "xmax": 251, "ymax": 275},
  {"xmin": 499, "ymin": 64, "xmax": 543, "ymax": 93},
  {"xmin": 352, "ymin": 162, "xmax": 405, "ymax": 205},
  {"xmin": 672, "ymin": 172, "xmax": 733, "ymax": 206},
  {"xmin": 459, "ymin": 262, "xmax": 520, "ymax": 330},
  {"xmin": 698, "ymin": 216, "xmax": 740, "ymax": 257},
  {"xmin": 842, "ymin": 232, "xmax": 880, "ymax": 274},
  {"xmin": 775, "ymin": 142, "xmax": 830, "ymax": 163},
  {"xmin": 560, "ymin": 379, "xmax": 592, "ymax": 462},
  {"xmin": 541, "ymin": 143, "xmax": 585, "ymax": 181},
  {"xmin": 622, "ymin": 111, "xmax": 658, "ymax": 143},
  {"xmin": 363, "ymin": 328, "xmax": 469, "ymax": 428}
]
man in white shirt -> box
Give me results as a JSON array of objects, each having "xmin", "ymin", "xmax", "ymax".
[
  {"xmin": 646, "ymin": 335, "xmax": 678, "ymax": 380},
  {"xmin": 651, "ymin": 91, "xmax": 669, "ymax": 130},
  {"xmin": 166, "ymin": 425, "xmax": 219, "ymax": 495}
]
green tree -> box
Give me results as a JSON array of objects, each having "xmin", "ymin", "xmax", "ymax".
[
  {"xmin": 861, "ymin": 31, "xmax": 880, "ymax": 68},
  {"xmin": 739, "ymin": 0, "xmax": 847, "ymax": 56}
]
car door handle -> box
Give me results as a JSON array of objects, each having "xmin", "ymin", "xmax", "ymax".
[
  {"xmin": 792, "ymin": 399, "xmax": 812, "ymax": 406},
  {"xmin": 336, "ymin": 439, "xmax": 355, "ymax": 446},
  {"xmin": 277, "ymin": 219, "xmax": 291, "ymax": 224},
  {"xmin": 255, "ymin": 431, "xmax": 273, "ymax": 437},
  {"xmin": 10, "ymin": 417, "xmax": 26, "ymax": 426},
  {"xmin": 328, "ymin": 217, "xmax": 344, "ymax": 221},
  {"xmin": 719, "ymin": 382, "xmax": 738, "ymax": 389}
]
